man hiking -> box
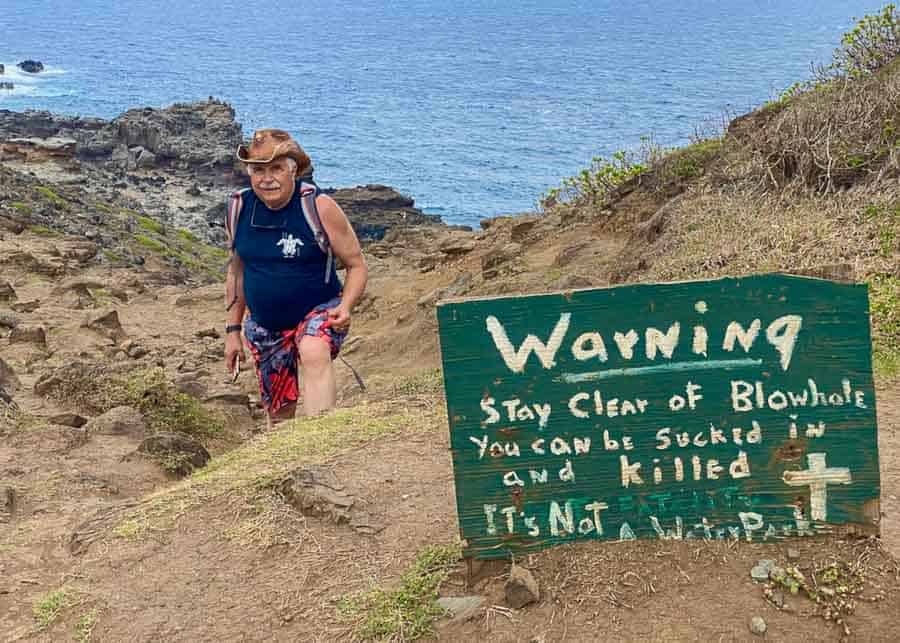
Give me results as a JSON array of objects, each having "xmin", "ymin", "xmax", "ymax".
[{"xmin": 224, "ymin": 129, "xmax": 368, "ymax": 426}]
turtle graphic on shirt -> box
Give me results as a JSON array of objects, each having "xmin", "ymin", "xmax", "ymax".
[{"xmin": 277, "ymin": 233, "xmax": 304, "ymax": 258}]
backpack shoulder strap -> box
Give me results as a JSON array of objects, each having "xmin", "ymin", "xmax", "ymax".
[
  {"xmin": 225, "ymin": 188, "xmax": 251, "ymax": 250},
  {"xmin": 298, "ymin": 180, "xmax": 334, "ymax": 283}
]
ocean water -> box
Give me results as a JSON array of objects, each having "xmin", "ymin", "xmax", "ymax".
[{"xmin": 0, "ymin": 1, "xmax": 887, "ymax": 226}]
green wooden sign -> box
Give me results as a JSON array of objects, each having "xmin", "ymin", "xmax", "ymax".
[{"xmin": 437, "ymin": 274, "xmax": 881, "ymax": 559}]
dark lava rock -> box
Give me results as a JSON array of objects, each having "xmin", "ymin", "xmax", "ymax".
[
  {"xmin": 505, "ymin": 565, "xmax": 540, "ymax": 609},
  {"xmin": 0, "ymin": 281, "xmax": 15, "ymax": 302},
  {"xmin": 17, "ymin": 60, "xmax": 44, "ymax": 74},
  {"xmin": 49, "ymin": 413, "xmax": 89, "ymax": 428},
  {"xmin": 138, "ymin": 432, "xmax": 211, "ymax": 476},
  {"xmin": 0, "ymin": 357, "xmax": 20, "ymax": 394},
  {"xmin": 83, "ymin": 310, "xmax": 126, "ymax": 342},
  {"xmin": 8, "ymin": 325, "xmax": 46, "ymax": 347}
]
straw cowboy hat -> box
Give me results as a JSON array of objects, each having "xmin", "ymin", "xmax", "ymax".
[{"xmin": 236, "ymin": 129, "xmax": 313, "ymax": 177}]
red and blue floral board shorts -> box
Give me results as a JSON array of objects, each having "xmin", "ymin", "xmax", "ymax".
[{"xmin": 243, "ymin": 296, "xmax": 346, "ymax": 415}]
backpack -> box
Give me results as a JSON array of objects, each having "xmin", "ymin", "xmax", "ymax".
[{"xmin": 224, "ymin": 179, "xmax": 334, "ymax": 284}]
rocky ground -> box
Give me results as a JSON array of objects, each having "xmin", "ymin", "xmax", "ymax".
[{"xmin": 0, "ymin": 88, "xmax": 898, "ymax": 642}]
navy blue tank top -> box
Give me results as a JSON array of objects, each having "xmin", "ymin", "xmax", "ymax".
[{"xmin": 234, "ymin": 182, "xmax": 341, "ymax": 331}]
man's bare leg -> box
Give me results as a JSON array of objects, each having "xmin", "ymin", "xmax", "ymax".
[
  {"xmin": 298, "ymin": 336, "xmax": 337, "ymax": 416},
  {"xmin": 267, "ymin": 401, "xmax": 297, "ymax": 430}
]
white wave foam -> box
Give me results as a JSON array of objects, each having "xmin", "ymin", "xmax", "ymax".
[
  {"xmin": 0, "ymin": 63, "xmax": 68, "ymax": 82},
  {"xmin": 0, "ymin": 84, "xmax": 39, "ymax": 97}
]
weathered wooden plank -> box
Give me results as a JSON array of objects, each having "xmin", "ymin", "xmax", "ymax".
[{"xmin": 437, "ymin": 274, "xmax": 881, "ymax": 559}]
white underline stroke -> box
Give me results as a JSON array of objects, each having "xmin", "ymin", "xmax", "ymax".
[{"xmin": 556, "ymin": 358, "xmax": 763, "ymax": 383}]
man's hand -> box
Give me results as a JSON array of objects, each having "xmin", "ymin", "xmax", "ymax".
[
  {"xmin": 327, "ymin": 303, "xmax": 352, "ymax": 333},
  {"xmin": 225, "ymin": 332, "xmax": 245, "ymax": 373}
]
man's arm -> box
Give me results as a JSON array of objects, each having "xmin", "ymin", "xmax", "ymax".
[
  {"xmin": 316, "ymin": 194, "xmax": 368, "ymax": 332},
  {"xmin": 224, "ymin": 252, "xmax": 247, "ymax": 370}
]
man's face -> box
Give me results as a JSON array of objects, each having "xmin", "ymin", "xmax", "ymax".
[{"xmin": 248, "ymin": 158, "xmax": 296, "ymax": 209}]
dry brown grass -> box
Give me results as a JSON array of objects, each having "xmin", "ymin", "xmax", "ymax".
[{"xmin": 736, "ymin": 61, "xmax": 900, "ymax": 193}]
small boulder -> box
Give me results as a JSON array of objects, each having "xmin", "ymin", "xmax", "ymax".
[
  {"xmin": 83, "ymin": 310, "xmax": 126, "ymax": 342},
  {"xmin": 176, "ymin": 379, "xmax": 208, "ymax": 399},
  {"xmin": 63, "ymin": 242, "xmax": 99, "ymax": 263},
  {"xmin": 10, "ymin": 300, "xmax": 40, "ymax": 313},
  {"xmin": 438, "ymin": 596, "xmax": 484, "ymax": 623},
  {"xmin": 9, "ymin": 325, "xmax": 46, "ymax": 347},
  {"xmin": 278, "ymin": 465, "xmax": 355, "ymax": 524},
  {"xmin": 138, "ymin": 432, "xmax": 211, "ymax": 476},
  {"xmin": 0, "ymin": 281, "xmax": 15, "ymax": 302},
  {"xmin": 767, "ymin": 588, "xmax": 785, "ymax": 609},
  {"xmin": 134, "ymin": 148, "xmax": 157, "ymax": 169},
  {"xmin": 418, "ymin": 255, "xmax": 438, "ymax": 273},
  {"xmin": 33, "ymin": 373, "xmax": 62, "ymax": 396},
  {"xmin": 510, "ymin": 217, "xmax": 539, "ymax": 242},
  {"xmin": 554, "ymin": 240, "xmax": 591, "ymax": 267},
  {"xmin": 195, "ymin": 327, "xmax": 220, "ymax": 339},
  {"xmin": 481, "ymin": 242, "xmax": 522, "ymax": 279},
  {"xmin": 17, "ymin": 60, "xmax": 45, "ymax": 73},
  {"xmin": 505, "ymin": 565, "xmax": 540, "ymax": 609},
  {"xmin": 0, "ymin": 313, "xmax": 18, "ymax": 329},
  {"xmin": 439, "ymin": 234, "xmax": 477, "ymax": 256},
  {"xmin": 1, "ymin": 487, "xmax": 17, "ymax": 522},
  {"xmin": 0, "ymin": 82, "xmax": 13, "ymax": 91},
  {"xmin": 749, "ymin": 616, "xmax": 767, "ymax": 636},
  {"xmin": 203, "ymin": 391, "xmax": 250, "ymax": 408},
  {"xmin": 49, "ymin": 413, "xmax": 88, "ymax": 428},
  {"xmin": 126, "ymin": 343, "xmax": 149, "ymax": 359},
  {"xmin": 86, "ymin": 406, "xmax": 146, "ymax": 437},
  {"xmin": 0, "ymin": 357, "xmax": 20, "ymax": 394},
  {"xmin": 751, "ymin": 559, "xmax": 776, "ymax": 582}
]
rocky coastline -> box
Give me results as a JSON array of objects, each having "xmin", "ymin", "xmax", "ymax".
[{"xmin": 0, "ymin": 98, "xmax": 452, "ymax": 245}]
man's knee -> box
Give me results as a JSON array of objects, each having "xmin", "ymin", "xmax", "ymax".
[{"xmin": 298, "ymin": 336, "xmax": 332, "ymax": 370}]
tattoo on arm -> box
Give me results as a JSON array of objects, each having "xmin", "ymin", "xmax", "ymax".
[{"xmin": 226, "ymin": 294, "xmax": 238, "ymax": 312}]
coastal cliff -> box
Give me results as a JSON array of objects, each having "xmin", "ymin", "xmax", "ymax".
[{"xmin": 0, "ymin": 99, "xmax": 446, "ymax": 246}]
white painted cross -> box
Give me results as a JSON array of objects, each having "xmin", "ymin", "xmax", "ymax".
[{"xmin": 782, "ymin": 453, "xmax": 852, "ymax": 521}]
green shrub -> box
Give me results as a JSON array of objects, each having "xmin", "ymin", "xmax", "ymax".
[
  {"xmin": 541, "ymin": 150, "xmax": 646, "ymax": 209},
  {"xmin": 10, "ymin": 201, "xmax": 32, "ymax": 214},
  {"xmin": 177, "ymin": 229, "xmax": 200, "ymax": 243},
  {"xmin": 338, "ymin": 543, "xmax": 462, "ymax": 640},
  {"xmin": 136, "ymin": 215, "xmax": 165, "ymax": 235},
  {"xmin": 33, "ymin": 589, "xmax": 71, "ymax": 629},
  {"xmin": 827, "ymin": 4, "xmax": 900, "ymax": 78},
  {"xmin": 29, "ymin": 224, "xmax": 59, "ymax": 236},
  {"xmin": 134, "ymin": 234, "xmax": 167, "ymax": 254},
  {"xmin": 658, "ymin": 138, "xmax": 723, "ymax": 180},
  {"xmin": 74, "ymin": 609, "xmax": 98, "ymax": 643},
  {"xmin": 34, "ymin": 186, "xmax": 68, "ymax": 210}
]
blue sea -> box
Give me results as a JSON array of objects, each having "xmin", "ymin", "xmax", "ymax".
[{"xmin": 0, "ymin": 1, "xmax": 887, "ymax": 226}]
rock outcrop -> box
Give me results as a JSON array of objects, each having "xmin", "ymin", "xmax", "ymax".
[
  {"xmin": 0, "ymin": 136, "xmax": 77, "ymax": 162},
  {"xmin": 0, "ymin": 99, "xmax": 242, "ymax": 177},
  {"xmin": 0, "ymin": 101, "xmax": 448, "ymax": 245},
  {"xmin": 17, "ymin": 60, "xmax": 44, "ymax": 74}
]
